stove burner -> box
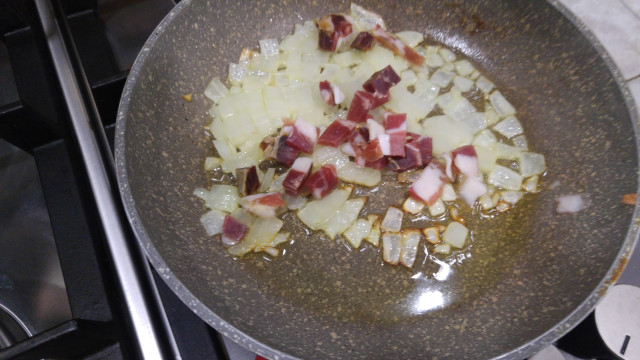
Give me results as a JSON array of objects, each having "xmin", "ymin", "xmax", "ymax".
[{"xmin": 0, "ymin": 304, "xmax": 30, "ymax": 350}]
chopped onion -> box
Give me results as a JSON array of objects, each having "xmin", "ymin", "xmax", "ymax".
[
  {"xmin": 442, "ymin": 221, "xmax": 468, "ymax": 248},
  {"xmin": 400, "ymin": 230, "xmax": 421, "ymax": 268},
  {"xmin": 259, "ymin": 38, "xmax": 280, "ymax": 57},
  {"xmin": 489, "ymin": 90, "xmax": 516, "ymax": 117},
  {"xmin": 200, "ymin": 209, "xmax": 226, "ymax": 236},
  {"xmin": 423, "ymin": 226, "xmax": 441, "ymax": 244},
  {"xmin": 297, "ymin": 187, "xmax": 352, "ymax": 230},
  {"xmin": 474, "ymin": 146, "xmax": 497, "ymax": 174},
  {"xmin": 433, "ymin": 243, "xmax": 451, "ymax": 254},
  {"xmin": 556, "ymin": 194, "xmax": 586, "ymax": 214},
  {"xmin": 205, "ymin": 157, "xmax": 222, "ymax": 171},
  {"xmin": 501, "ymin": 191, "xmax": 523, "ymax": 204},
  {"xmin": 212, "ymin": 139, "xmax": 236, "ymax": 160},
  {"xmin": 395, "ymin": 31, "xmax": 424, "ymax": 48},
  {"xmin": 438, "ymin": 47, "xmax": 456, "ymax": 62},
  {"xmin": 461, "ymin": 112, "xmax": 487, "ymax": 134},
  {"xmin": 519, "ymin": 152, "xmax": 546, "ymax": 177},
  {"xmin": 343, "ymin": 218, "xmax": 372, "ymax": 249},
  {"xmin": 366, "ymin": 215, "xmax": 381, "ymax": 247},
  {"xmin": 472, "ymin": 129, "xmax": 497, "ymax": 148},
  {"xmin": 259, "ymin": 167, "xmax": 277, "ymax": 192},
  {"xmin": 523, "ymin": 175, "xmax": 539, "ymax": 193},
  {"xmin": 270, "ymin": 232, "xmax": 291, "ymax": 246},
  {"xmin": 382, "ymin": 233, "xmax": 402, "ymax": 265},
  {"xmin": 322, "ymin": 197, "xmax": 367, "ymax": 239},
  {"xmin": 488, "ymin": 165, "xmax": 523, "ymax": 191},
  {"xmin": 284, "ymin": 194, "xmax": 308, "ymax": 210},
  {"xmin": 478, "ymin": 193, "xmax": 497, "ymax": 210},
  {"xmin": 512, "ymin": 135, "xmax": 529, "ymax": 150},
  {"xmin": 350, "ymin": 3, "xmax": 386, "ymax": 30},
  {"xmin": 493, "ymin": 116, "xmax": 523, "ymax": 138},
  {"xmin": 441, "ymin": 184, "xmax": 457, "ymax": 202},
  {"xmin": 495, "ymin": 142, "xmax": 522, "ymax": 160},
  {"xmin": 475, "ymin": 76, "xmax": 494, "ymax": 93},
  {"xmin": 403, "ymin": 197, "xmax": 426, "ymax": 214},
  {"xmin": 227, "ymin": 215, "xmax": 283, "ymax": 256},
  {"xmin": 268, "ymin": 170, "xmax": 288, "ymax": 193},
  {"xmin": 454, "ymin": 60, "xmax": 475, "ymax": 76},
  {"xmin": 425, "ymin": 53, "xmax": 444, "ymax": 67},
  {"xmin": 336, "ymin": 162, "xmax": 382, "ymax": 187},
  {"xmin": 430, "ymin": 69, "xmax": 455, "ymax": 87},
  {"xmin": 204, "ymin": 78, "xmax": 229, "ymax": 103},
  {"xmin": 381, "ymin": 206, "xmax": 403, "ymax": 232},
  {"xmin": 459, "ymin": 177, "xmax": 487, "ymax": 206},
  {"xmin": 428, "ymin": 198, "xmax": 446, "ymax": 216},
  {"xmin": 422, "ymin": 115, "xmax": 473, "ymax": 154},
  {"xmin": 194, "ymin": 185, "xmax": 240, "ymax": 212}
]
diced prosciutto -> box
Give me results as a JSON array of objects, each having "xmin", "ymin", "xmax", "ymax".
[
  {"xmin": 305, "ymin": 164, "xmax": 339, "ymax": 199},
  {"xmin": 236, "ymin": 166, "xmax": 260, "ymax": 196},
  {"xmin": 389, "ymin": 142, "xmax": 422, "ymax": 172},
  {"xmin": 363, "ymin": 65, "xmax": 401, "ymax": 95},
  {"xmin": 382, "ymin": 112, "xmax": 407, "ymax": 134},
  {"xmin": 317, "ymin": 14, "xmax": 353, "ymax": 51},
  {"xmin": 364, "ymin": 156, "xmax": 388, "ymax": 170},
  {"xmin": 240, "ymin": 192, "xmax": 286, "ymax": 218},
  {"xmin": 318, "ymin": 81, "xmax": 345, "ymax": 106},
  {"xmin": 359, "ymin": 138, "xmax": 383, "ymax": 162},
  {"xmin": 347, "ymin": 91, "xmax": 377, "ymax": 122},
  {"xmin": 409, "ymin": 162, "xmax": 448, "ymax": 205},
  {"xmin": 276, "ymin": 136, "xmax": 299, "ymax": 167},
  {"xmin": 459, "ymin": 176, "xmax": 487, "ymax": 206},
  {"xmin": 348, "ymin": 127, "xmax": 369, "ymax": 151},
  {"xmin": 371, "ymin": 26, "xmax": 425, "ymax": 66},
  {"xmin": 452, "ymin": 145, "xmax": 479, "ymax": 178},
  {"xmin": 413, "ymin": 136, "xmax": 433, "ymax": 165},
  {"xmin": 378, "ymin": 133, "xmax": 405, "ymax": 157},
  {"xmin": 282, "ymin": 157, "xmax": 313, "ymax": 196},
  {"xmin": 221, "ymin": 215, "xmax": 248, "ymax": 247},
  {"xmin": 406, "ymin": 132, "xmax": 421, "ymax": 142},
  {"xmin": 351, "ymin": 31, "xmax": 375, "ymax": 50},
  {"xmin": 286, "ymin": 118, "xmax": 318, "ymax": 154},
  {"xmin": 366, "ymin": 118, "xmax": 385, "ymax": 140},
  {"xmin": 318, "ymin": 119, "xmax": 355, "ymax": 147}
]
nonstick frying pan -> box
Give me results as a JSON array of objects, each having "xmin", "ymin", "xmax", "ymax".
[{"xmin": 114, "ymin": 1, "xmax": 639, "ymax": 359}]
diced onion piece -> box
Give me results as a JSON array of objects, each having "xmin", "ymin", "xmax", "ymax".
[
  {"xmin": 194, "ymin": 185, "xmax": 240, "ymax": 212},
  {"xmin": 496, "ymin": 200, "xmax": 511, "ymax": 212},
  {"xmin": 488, "ymin": 165, "xmax": 523, "ymax": 191},
  {"xmin": 422, "ymin": 115, "xmax": 473, "ymax": 154},
  {"xmin": 461, "ymin": 112, "xmax": 486, "ymax": 134},
  {"xmin": 268, "ymin": 170, "xmax": 288, "ymax": 193},
  {"xmin": 442, "ymin": 221, "xmax": 468, "ymax": 248},
  {"xmin": 284, "ymin": 194, "xmax": 308, "ymax": 210},
  {"xmin": 493, "ymin": 116, "xmax": 523, "ymax": 138},
  {"xmin": 425, "ymin": 53, "xmax": 444, "ymax": 68},
  {"xmin": 454, "ymin": 60, "xmax": 474, "ymax": 76},
  {"xmin": 495, "ymin": 143, "xmax": 522, "ymax": 160},
  {"xmin": 430, "ymin": 69, "xmax": 455, "ymax": 87},
  {"xmin": 489, "ymin": 90, "xmax": 516, "ymax": 117},
  {"xmin": 343, "ymin": 218, "xmax": 373, "ymax": 249},
  {"xmin": 395, "ymin": 31, "xmax": 424, "ymax": 48},
  {"xmin": 381, "ymin": 206, "xmax": 403, "ymax": 232},
  {"xmin": 423, "ymin": 226, "xmax": 441, "ymax": 244},
  {"xmin": 336, "ymin": 162, "xmax": 382, "ymax": 187},
  {"xmin": 501, "ymin": 191, "xmax": 524, "ymax": 204},
  {"xmin": 438, "ymin": 48, "xmax": 456, "ymax": 62},
  {"xmin": 366, "ymin": 215, "xmax": 381, "ymax": 247},
  {"xmin": 258, "ymin": 168, "xmax": 277, "ymax": 192},
  {"xmin": 484, "ymin": 108, "xmax": 500, "ymax": 126},
  {"xmin": 523, "ymin": 175, "xmax": 539, "ymax": 193},
  {"xmin": 400, "ymin": 230, "xmax": 421, "ymax": 268},
  {"xmin": 403, "ymin": 197, "xmax": 426, "ymax": 214},
  {"xmin": 297, "ymin": 187, "xmax": 352, "ymax": 230},
  {"xmin": 472, "ymin": 129, "xmax": 497, "ymax": 148},
  {"xmin": 512, "ymin": 135, "xmax": 529, "ymax": 150},
  {"xmin": 474, "ymin": 146, "xmax": 497, "ymax": 174},
  {"xmin": 351, "ymin": 3, "xmax": 386, "ymax": 30},
  {"xmin": 382, "ymin": 233, "xmax": 402, "ymax": 265},
  {"xmin": 259, "ymin": 38, "xmax": 279, "ymax": 57},
  {"xmin": 227, "ymin": 215, "xmax": 283, "ymax": 256},
  {"xmin": 476, "ymin": 76, "xmax": 494, "ymax": 93},
  {"xmin": 204, "ymin": 157, "xmax": 222, "ymax": 170},
  {"xmin": 519, "ymin": 152, "xmax": 546, "ymax": 177},
  {"xmin": 204, "ymin": 78, "xmax": 229, "ymax": 103},
  {"xmin": 212, "ymin": 139, "xmax": 236, "ymax": 160},
  {"xmin": 441, "ymin": 184, "xmax": 457, "ymax": 201},
  {"xmin": 478, "ymin": 193, "xmax": 497, "ymax": 210},
  {"xmin": 229, "ymin": 63, "xmax": 247, "ymax": 85},
  {"xmin": 428, "ymin": 198, "xmax": 446, "ymax": 216},
  {"xmin": 199, "ymin": 209, "xmax": 226, "ymax": 236},
  {"xmin": 433, "ymin": 243, "xmax": 451, "ymax": 254},
  {"xmin": 322, "ymin": 197, "xmax": 367, "ymax": 239},
  {"xmin": 261, "ymin": 247, "xmax": 279, "ymax": 257},
  {"xmin": 556, "ymin": 194, "xmax": 586, "ymax": 213}
]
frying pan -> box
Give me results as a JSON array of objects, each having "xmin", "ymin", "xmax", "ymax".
[{"xmin": 114, "ymin": 1, "xmax": 640, "ymax": 359}]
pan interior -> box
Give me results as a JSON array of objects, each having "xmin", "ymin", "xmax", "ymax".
[{"xmin": 116, "ymin": 1, "xmax": 638, "ymax": 359}]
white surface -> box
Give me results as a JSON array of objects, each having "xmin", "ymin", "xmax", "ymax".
[{"xmin": 594, "ymin": 284, "xmax": 640, "ymax": 359}]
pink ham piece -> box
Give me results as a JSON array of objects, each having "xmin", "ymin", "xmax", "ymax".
[
  {"xmin": 286, "ymin": 118, "xmax": 319, "ymax": 154},
  {"xmin": 359, "ymin": 138, "xmax": 383, "ymax": 162},
  {"xmin": 348, "ymin": 127, "xmax": 369, "ymax": 151},
  {"xmin": 347, "ymin": 91, "xmax": 378, "ymax": 122},
  {"xmin": 382, "ymin": 112, "xmax": 407, "ymax": 134},
  {"xmin": 459, "ymin": 176, "xmax": 487, "ymax": 206},
  {"xmin": 221, "ymin": 215, "xmax": 248, "ymax": 247},
  {"xmin": 371, "ymin": 26, "xmax": 424, "ymax": 66},
  {"xmin": 240, "ymin": 192, "xmax": 286, "ymax": 218},
  {"xmin": 452, "ymin": 145, "xmax": 479, "ymax": 178},
  {"xmin": 276, "ymin": 136, "xmax": 299, "ymax": 167},
  {"xmin": 389, "ymin": 142, "xmax": 422, "ymax": 172},
  {"xmin": 305, "ymin": 164, "xmax": 339, "ymax": 199},
  {"xmin": 318, "ymin": 119, "xmax": 355, "ymax": 147},
  {"xmin": 317, "ymin": 14, "xmax": 353, "ymax": 51},
  {"xmin": 409, "ymin": 162, "xmax": 448, "ymax": 205},
  {"xmin": 377, "ymin": 133, "xmax": 405, "ymax": 157},
  {"xmin": 364, "ymin": 156, "xmax": 388, "ymax": 170},
  {"xmin": 413, "ymin": 136, "xmax": 433, "ymax": 165},
  {"xmin": 318, "ymin": 80, "xmax": 345, "ymax": 106},
  {"xmin": 351, "ymin": 31, "xmax": 375, "ymax": 50},
  {"xmin": 282, "ymin": 157, "xmax": 313, "ymax": 196},
  {"xmin": 363, "ymin": 65, "xmax": 401, "ymax": 95}
]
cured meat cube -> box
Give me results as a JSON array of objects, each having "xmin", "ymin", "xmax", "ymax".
[
  {"xmin": 409, "ymin": 162, "xmax": 448, "ymax": 205},
  {"xmin": 318, "ymin": 119, "xmax": 355, "ymax": 147},
  {"xmin": 364, "ymin": 156, "xmax": 388, "ymax": 170},
  {"xmin": 276, "ymin": 136, "xmax": 299, "ymax": 167},
  {"xmin": 452, "ymin": 145, "xmax": 479, "ymax": 178},
  {"xmin": 305, "ymin": 165, "xmax": 339, "ymax": 199},
  {"xmin": 382, "ymin": 112, "xmax": 407, "ymax": 134},
  {"xmin": 362, "ymin": 65, "xmax": 401, "ymax": 95},
  {"xmin": 413, "ymin": 136, "xmax": 433, "ymax": 165},
  {"xmin": 282, "ymin": 157, "xmax": 313, "ymax": 196},
  {"xmin": 351, "ymin": 31, "xmax": 375, "ymax": 50},
  {"xmin": 389, "ymin": 142, "xmax": 422, "ymax": 172},
  {"xmin": 347, "ymin": 91, "xmax": 377, "ymax": 122},
  {"xmin": 371, "ymin": 26, "xmax": 424, "ymax": 66},
  {"xmin": 319, "ymin": 80, "xmax": 335, "ymax": 106},
  {"xmin": 286, "ymin": 118, "xmax": 319, "ymax": 154},
  {"xmin": 221, "ymin": 215, "xmax": 248, "ymax": 246},
  {"xmin": 317, "ymin": 14, "xmax": 353, "ymax": 51},
  {"xmin": 348, "ymin": 127, "xmax": 369, "ymax": 151},
  {"xmin": 236, "ymin": 166, "xmax": 260, "ymax": 196},
  {"xmin": 240, "ymin": 192, "xmax": 286, "ymax": 218},
  {"xmin": 378, "ymin": 132, "xmax": 406, "ymax": 157}
]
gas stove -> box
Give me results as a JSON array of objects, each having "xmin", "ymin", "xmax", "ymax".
[{"xmin": 0, "ymin": 1, "xmax": 637, "ymax": 360}]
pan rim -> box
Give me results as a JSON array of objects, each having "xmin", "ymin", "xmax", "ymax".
[{"xmin": 113, "ymin": 0, "xmax": 640, "ymax": 359}]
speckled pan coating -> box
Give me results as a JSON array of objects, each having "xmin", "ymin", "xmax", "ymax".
[{"xmin": 115, "ymin": 1, "xmax": 639, "ymax": 359}]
